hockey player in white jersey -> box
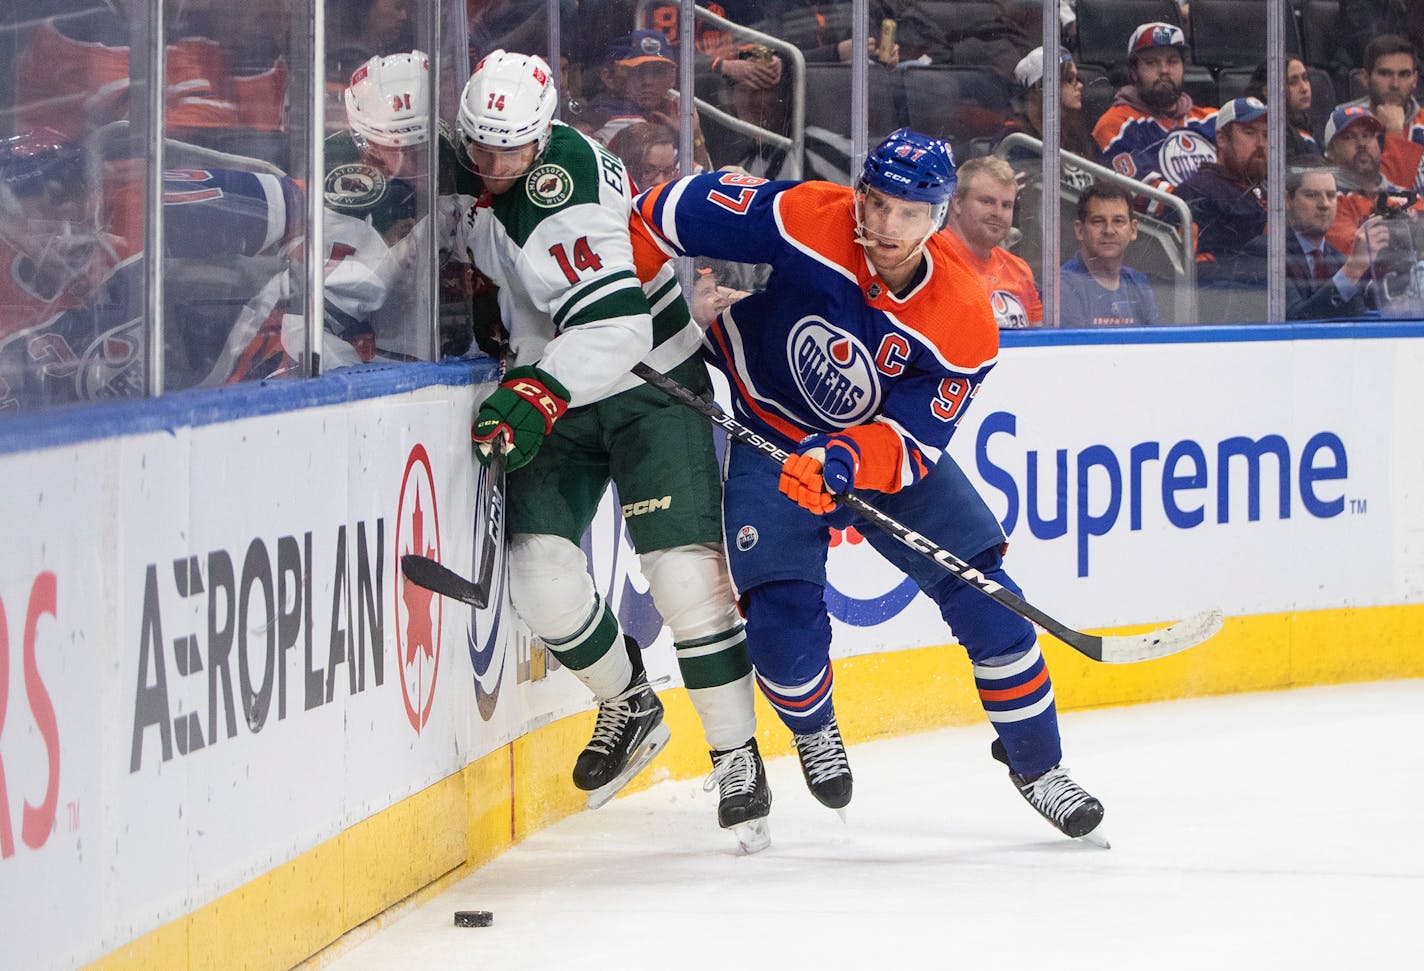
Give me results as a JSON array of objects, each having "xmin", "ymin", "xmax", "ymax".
[{"xmin": 452, "ymin": 51, "xmax": 768, "ymax": 851}]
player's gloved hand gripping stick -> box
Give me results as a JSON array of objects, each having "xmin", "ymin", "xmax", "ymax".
[
  {"xmin": 400, "ymin": 364, "xmax": 569, "ymax": 610},
  {"xmin": 630, "ymin": 363, "xmax": 1224, "ymax": 665}
]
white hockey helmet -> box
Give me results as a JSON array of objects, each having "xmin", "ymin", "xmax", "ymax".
[
  {"xmin": 456, "ymin": 50, "xmax": 558, "ymax": 155},
  {"xmin": 344, "ymin": 51, "xmax": 431, "ymax": 149}
]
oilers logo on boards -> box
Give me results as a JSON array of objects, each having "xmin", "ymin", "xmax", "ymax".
[
  {"xmin": 395, "ymin": 443, "xmax": 443, "ymax": 733},
  {"xmin": 990, "ymin": 290, "xmax": 1029, "ymax": 329},
  {"xmin": 787, "ymin": 317, "xmax": 880, "ymax": 425},
  {"xmin": 1156, "ymin": 131, "xmax": 1216, "ymax": 186}
]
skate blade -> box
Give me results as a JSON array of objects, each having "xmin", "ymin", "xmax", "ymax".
[
  {"xmin": 835, "ymin": 808, "xmax": 848, "ymax": 823},
  {"xmin": 585, "ymin": 723, "xmax": 672, "ymax": 810},
  {"xmin": 728, "ymin": 818, "xmax": 771, "ymax": 854},
  {"xmin": 1077, "ymin": 828, "xmax": 1111, "ymax": 849}
]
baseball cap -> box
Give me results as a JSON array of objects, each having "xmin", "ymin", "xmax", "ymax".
[
  {"xmin": 1324, "ymin": 104, "xmax": 1385, "ymax": 145},
  {"xmin": 608, "ymin": 30, "xmax": 675, "ymax": 68},
  {"xmin": 1215, "ymin": 97, "xmax": 1268, "ymax": 129},
  {"xmin": 1014, "ymin": 47, "xmax": 1074, "ymax": 89},
  {"xmin": 1128, "ymin": 22, "xmax": 1187, "ymax": 57}
]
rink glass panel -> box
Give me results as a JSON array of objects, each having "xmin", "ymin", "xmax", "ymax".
[{"xmin": 0, "ymin": 1, "xmax": 1408, "ymax": 417}]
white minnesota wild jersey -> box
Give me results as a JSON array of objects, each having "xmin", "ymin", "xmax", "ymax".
[{"xmin": 455, "ymin": 122, "xmax": 701, "ymax": 406}]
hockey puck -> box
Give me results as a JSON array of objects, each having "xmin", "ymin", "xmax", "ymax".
[{"xmin": 453, "ymin": 910, "xmax": 494, "ymax": 928}]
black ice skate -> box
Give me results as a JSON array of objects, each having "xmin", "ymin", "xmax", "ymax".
[
  {"xmin": 705, "ymin": 737, "xmax": 772, "ymax": 853},
  {"xmin": 991, "ymin": 738, "xmax": 1107, "ymax": 844},
  {"xmin": 574, "ymin": 637, "xmax": 671, "ymax": 810},
  {"xmin": 792, "ymin": 715, "xmax": 853, "ymax": 814}
]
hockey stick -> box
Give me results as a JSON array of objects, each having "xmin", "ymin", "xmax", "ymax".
[
  {"xmin": 401, "ymin": 438, "xmax": 506, "ymax": 608},
  {"xmin": 631, "ymin": 362, "xmax": 1224, "ymax": 664}
]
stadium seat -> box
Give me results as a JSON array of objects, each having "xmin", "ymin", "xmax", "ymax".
[
  {"xmin": 802, "ymin": 62, "xmax": 905, "ymax": 144},
  {"xmin": 1073, "ymin": 0, "xmax": 1182, "ymax": 70},
  {"xmin": 894, "ymin": 1, "xmax": 1028, "ymax": 66},
  {"xmin": 1189, "ymin": 0, "xmax": 1302, "ymax": 71},
  {"xmin": 902, "ymin": 66, "xmax": 1015, "ymax": 147},
  {"xmin": 1298, "ymin": 0, "xmax": 1340, "ymax": 73}
]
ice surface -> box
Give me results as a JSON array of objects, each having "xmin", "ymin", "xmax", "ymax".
[{"xmin": 309, "ymin": 681, "xmax": 1423, "ymax": 970}]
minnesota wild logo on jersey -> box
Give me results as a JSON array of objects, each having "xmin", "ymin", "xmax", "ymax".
[
  {"xmin": 527, "ymin": 163, "xmax": 574, "ymax": 208},
  {"xmin": 324, "ymin": 162, "xmax": 388, "ymax": 210}
]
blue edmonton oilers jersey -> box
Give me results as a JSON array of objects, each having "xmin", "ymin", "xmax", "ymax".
[{"xmin": 633, "ymin": 173, "xmax": 999, "ymax": 491}]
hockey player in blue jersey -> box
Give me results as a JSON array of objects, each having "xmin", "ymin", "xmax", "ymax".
[{"xmin": 631, "ymin": 129, "xmax": 1106, "ymax": 840}]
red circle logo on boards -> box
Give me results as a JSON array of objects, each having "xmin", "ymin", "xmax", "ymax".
[{"xmin": 394, "ymin": 444, "xmax": 441, "ymax": 733}]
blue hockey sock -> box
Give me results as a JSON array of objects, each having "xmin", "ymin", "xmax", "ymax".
[{"xmin": 743, "ymin": 579, "xmax": 837, "ymax": 734}]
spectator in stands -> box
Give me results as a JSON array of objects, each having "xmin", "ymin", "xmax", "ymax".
[
  {"xmin": 996, "ymin": 47, "xmax": 1099, "ymax": 163},
  {"xmin": 1092, "ymin": 22, "xmax": 1217, "ymax": 195},
  {"xmin": 1330, "ymin": 2, "xmax": 1424, "ymax": 100},
  {"xmin": 1322, "ymin": 104, "xmax": 1423, "ymax": 255},
  {"xmin": 1060, "ymin": 183, "xmax": 1160, "ymax": 326},
  {"xmin": 712, "ymin": 45, "xmax": 805, "ymax": 181},
  {"xmin": 1176, "ymin": 97, "xmax": 1269, "ymax": 321},
  {"xmin": 943, "ymin": 156, "xmax": 1042, "ymax": 328},
  {"xmin": 688, "ymin": 262, "xmax": 749, "ymax": 330},
  {"xmin": 1245, "ymin": 57, "xmax": 1322, "ymax": 160},
  {"xmin": 1285, "ymin": 163, "xmax": 1389, "ymax": 320},
  {"xmin": 1337, "ymin": 35, "xmax": 1424, "ymax": 193},
  {"xmin": 584, "ymin": 30, "xmax": 713, "ymax": 171},
  {"xmin": 328, "ymin": 0, "xmax": 414, "ymax": 81},
  {"xmin": 608, "ymin": 121, "xmax": 681, "ymax": 192}
]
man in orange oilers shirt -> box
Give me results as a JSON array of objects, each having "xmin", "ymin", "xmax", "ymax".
[
  {"xmin": 631, "ymin": 129, "xmax": 1105, "ymax": 840},
  {"xmin": 943, "ymin": 155, "xmax": 1043, "ymax": 327}
]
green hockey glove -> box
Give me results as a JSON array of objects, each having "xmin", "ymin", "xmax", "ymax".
[{"xmin": 471, "ymin": 365, "xmax": 570, "ymax": 471}]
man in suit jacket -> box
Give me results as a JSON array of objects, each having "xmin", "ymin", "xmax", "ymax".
[{"xmin": 1286, "ymin": 164, "xmax": 1391, "ymax": 320}]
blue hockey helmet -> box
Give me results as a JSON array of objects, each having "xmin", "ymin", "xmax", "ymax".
[{"xmin": 860, "ymin": 128, "xmax": 957, "ymax": 205}]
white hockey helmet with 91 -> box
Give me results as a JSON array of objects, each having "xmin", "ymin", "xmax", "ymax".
[
  {"xmin": 456, "ymin": 50, "xmax": 558, "ymax": 159},
  {"xmin": 345, "ymin": 51, "xmax": 431, "ymax": 149}
]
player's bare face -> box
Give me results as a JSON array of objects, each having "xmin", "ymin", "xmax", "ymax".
[
  {"xmin": 953, "ymin": 174, "xmax": 1016, "ymax": 255},
  {"xmin": 363, "ymin": 141, "xmax": 424, "ymax": 180},
  {"xmin": 464, "ymin": 140, "xmax": 539, "ymax": 194},
  {"xmin": 858, "ymin": 187, "xmax": 934, "ymax": 271},
  {"xmin": 1075, "ymin": 197, "xmax": 1136, "ymax": 264}
]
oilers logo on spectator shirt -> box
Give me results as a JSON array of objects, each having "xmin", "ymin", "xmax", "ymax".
[
  {"xmin": 788, "ymin": 317, "xmax": 880, "ymax": 424},
  {"xmin": 1156, "ymin": 131, "xmax": 1216, "ymax": 187},
  {"xmin": 990, "ymin": 290, "xmax": 1029, "ymax": 329}
]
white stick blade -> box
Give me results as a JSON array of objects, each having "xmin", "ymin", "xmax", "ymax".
[{"xmin": 1098, "ymin": 608, "xmax": 1225, "ymax": 664}]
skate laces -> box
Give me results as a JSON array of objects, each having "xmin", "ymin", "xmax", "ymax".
[
  {"xmin": 704, "ymin": 744, "xmax": 759, "ymax": 797},
  {"xmin": 793, "ymin": 722, "xmax": 850, "ymax": 785},
  {"xmin": 1024, "ymin": 766, "xmax": 1094, "ymax": 825},
  {"xmin": 586, "ymin": 674, "xmax": 669, "ymax": 755}
]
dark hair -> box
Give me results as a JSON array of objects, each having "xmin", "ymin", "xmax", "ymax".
[
  {"xmin": 1075, "ymin": 182, "xmax": 1133, "ymax": 221},
  {"xmin": 1364, "ymin": 34, "xmax": 1417, "ymax": 74},
  {"xmin": 1285, "ymin": 157, "xmax": 1336, "ymax": 197},
  {"xmin": 1244, "ymin": 56, "xmax": 1304, "ymax": 101}
]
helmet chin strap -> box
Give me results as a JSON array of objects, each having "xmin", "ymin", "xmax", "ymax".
[{"xmin": 853, "ymin": 191, "xmax": 934, "ymax": 270}]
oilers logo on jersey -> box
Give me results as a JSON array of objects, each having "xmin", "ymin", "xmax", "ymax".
[
  {"xmin": 788, "ymin": 317, "xmax": 880, "ymax": 425},
  {"xmin": 990, "ymin": 290, "xmax": 1029, "ymax": 329}
]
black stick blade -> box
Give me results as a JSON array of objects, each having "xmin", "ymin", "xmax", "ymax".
[{"xmin": 400, "ymin": 554, "xmax": 489, "ymax": 608}]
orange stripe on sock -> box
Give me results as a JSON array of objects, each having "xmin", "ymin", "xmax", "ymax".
[{"xmin": 977, "ymin": 666, "xmax": 1049, "ymax": 703}]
